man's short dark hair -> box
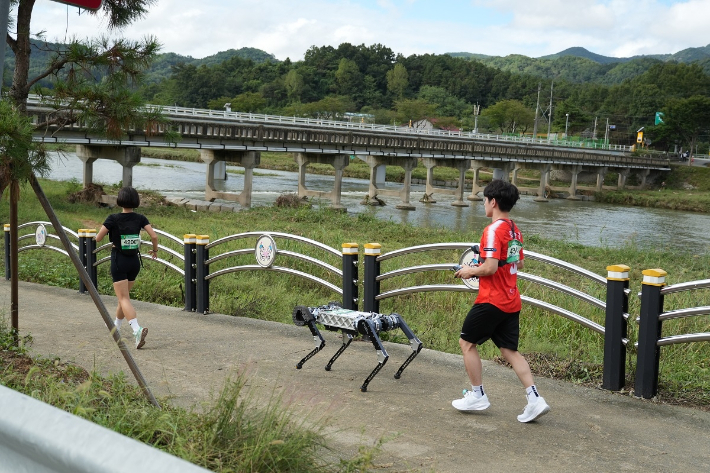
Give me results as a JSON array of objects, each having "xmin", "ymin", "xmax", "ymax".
[
  {"xmin": 116, "ymin": 186, "xmax": 140, "ymax": 209},
  {"xmin": 483, "ymin": 179, "xmax": 519, "ymax": 212}
]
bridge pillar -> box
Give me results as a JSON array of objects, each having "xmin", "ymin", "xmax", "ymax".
[
  {"xmin": 511, "ymin": 165, "xmax": 522, "ymax": 186},
  {"xmin": 638, "ymin": 168, "xmax": 651, "ymax": 188},
  {"xmin": 421, "ymin": 157, "xmax": 469, "ymax": 207},
  {"xmin": 491, "ymin": 163, "xmax": 512, "ymax": 182},
  {"xmin": 76, "ymin": 145, "xmax": 141, "ymax": 188},
  {"xmin": 617, "ymin": 168, "xmax": 630, "ymax": 190},
  {"xmin": 363, "ymin": 156, "xmax": 417, "ymax": 210},
  {"xmin": 534, "ymin": 164, "xmax": 551, "ymax": 202},
  {"xmin": 294, "ymin": 153, "xmax": 348, "ymax": 210},
  {"xmin": 201, "ymin": 150, "xmax": 260, "ymax": 207},
  {"xmin": 467, "ymin": 162, "xmax": 484, "ymax": 201},
  {"xmin": 596, "ymin": 167, "xmax": 608, "ymax": 192},
  {"xmin": 566, "ymin": 164, "xmax": 583, "ymax": 201}
]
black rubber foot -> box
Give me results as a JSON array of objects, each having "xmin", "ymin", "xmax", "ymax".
[
  {"xmin": 360, "ymin": 386, "xmax": 367, "ymax": 392},
  {"xmin": 296, "ymin": 363, "xmax": 302, "ymax": 369},
  {"xmin": 325, "ymin": 366, "xmax": 331, "ymax": 371},
  {"xmin": 393, "ymin": 373, "xmax": 401, "ymax": 379}
]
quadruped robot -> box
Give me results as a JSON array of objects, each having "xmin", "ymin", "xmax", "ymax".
[{"xmin": 292, "ymin": 303, "xmax": 423, "ymax": 392}]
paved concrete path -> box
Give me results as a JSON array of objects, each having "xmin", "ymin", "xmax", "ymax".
[{"xmin": 2, "ymin": 281, "xmax": 709, "ymax": 472}]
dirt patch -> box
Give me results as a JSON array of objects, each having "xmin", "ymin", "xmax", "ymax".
[{"xmin": 68, "ymin": 183, "xmax": 106, "ymax": 205}]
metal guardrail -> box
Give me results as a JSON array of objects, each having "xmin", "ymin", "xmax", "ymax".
[{"xmin": 0, "ymin": 385, "xmax": 209, "ymax": 473}]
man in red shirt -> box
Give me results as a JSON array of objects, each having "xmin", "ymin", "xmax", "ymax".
[{"xmin": 453, "ymin": 179, "xmax": 550, "ymax": 423}]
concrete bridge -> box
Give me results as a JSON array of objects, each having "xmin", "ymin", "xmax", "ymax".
[{"xmin": 26, "ymin": 96, "xmax": 671, "ymax": 210}]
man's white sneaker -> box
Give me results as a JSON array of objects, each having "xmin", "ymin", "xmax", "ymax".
[
  {"xmin": 517, "ymin": 397, "xmax": 550, "ymax": 423},
  {"xmin": 452, "ymin": 390, "xmax": 490, "ymax": 411}
]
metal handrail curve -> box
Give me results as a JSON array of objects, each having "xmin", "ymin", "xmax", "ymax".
[
  {"xmin": 524, "ymin": 251, "xmax": 607, "ymax": 286},
  {"xmin": 206, "ymin": 231, "xmax": 341, "ymax": 258},
  {"xmin": 376, "ymin": 284, "xmax": 474, "ymax": 300},
  {"xmin": 205, "ymin": 248, "xmax": 342, "ymax": 276},
  {"xmin": 377, "ymin": 263, "xmax": 455, "ymax": 281},
  {"xmin": 18, "ymin": 245, "xmax": 71, "ymax": 257},
  {"xmin": 657, "ymin": 333, "xmax": 710, "ymax": 346},
  {"xmin": 205, "ymin": 265, "xmax": 342, "ymax": 294},
  {"xmin": 153, "ymin": 229, "xmax": 184, "ymax": 246},
  {"xmin": 518, "ymin": 272, "xmax": 606, "ymax": 310},
  {"xmin": 17, "ymin": 221, "xmax": 79, "ymax": 239},
  {"xmin": 661, "ymin": 279, "xmax": 710, "ymax": 295},
  {"xmin": 93, "ymin": 255, "xmax": 184, "ymax": 276},
  {"xmin": 659, "ymin": 306, "xmax": 710, "ymax": 321},
  {"xmin": 377, "ymin": 243, "xmax": 472, "ymax": 262},
  {"xmin": 521, "ymin": 296, "xmax": 605, "ymax": 335}
]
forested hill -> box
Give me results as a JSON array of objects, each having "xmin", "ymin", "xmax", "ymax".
[{"xmin": 447, "ymin": 45, "xmax": 710, "ymax": 84}]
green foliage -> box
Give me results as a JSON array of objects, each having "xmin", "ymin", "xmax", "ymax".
[{"xmin": 0, "ymin": 100, "xmax": 49, "ymax": 193}]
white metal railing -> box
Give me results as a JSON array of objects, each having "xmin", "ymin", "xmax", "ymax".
[
  {"xmin": 25, "ymin": 94, "xmax": 635, "ymax": 153},
  {"xmin": 0, "ymin": 385, "xmax": 209, "ymax": 473}
]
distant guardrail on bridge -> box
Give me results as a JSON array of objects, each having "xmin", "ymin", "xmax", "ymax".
[{"xmin": 25, "ymin": 94, "xmax": 633, "ymax": 153}]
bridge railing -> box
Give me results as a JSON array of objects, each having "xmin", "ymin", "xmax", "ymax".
[
  {"xmin": 24, "ymin": 94, "xmax": 633, "ymax": 152},
  {"xmin": 635, "ymin": 271, "xmax": 710, "ymax": 398}
]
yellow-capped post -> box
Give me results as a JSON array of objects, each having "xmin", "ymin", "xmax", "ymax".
[
  {"xmin": 196, "ymin": 235, "xmax": 210, "ymax": 314},
  {"xmin": 342, "ymin": 243, "xmax": 359, "ymax": 310},
  {"xmin": 363, "ymin": 243, "xmax": 381, "ymax": 313},
  {"xmin": 603, "ymin": 264, "xmax": 630, "ymax": 391},
  {"xmin": 183, "ymin": 234, "xmax": 197, "ymax": 312},
  {"xmin": 636, "ymin": 268, "xmax": 667, "ymax": 399}
]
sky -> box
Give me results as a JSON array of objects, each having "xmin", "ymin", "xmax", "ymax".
[{"xmin": 26, "ymin": 0, "xmax": 710, "ymax": 61}]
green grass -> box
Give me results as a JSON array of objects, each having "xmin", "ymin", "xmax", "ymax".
[
  {"xmin": 0, "ymin": 315, "xmax": 384, "ymax": 472},
  {"xmin": 2, "ymin": 179, "xmax": 709, "ymax": 409}
]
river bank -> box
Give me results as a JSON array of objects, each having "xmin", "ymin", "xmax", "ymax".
[{"xmin": 131, "ymin": 147, "xmax": 710, "ymax": 213}]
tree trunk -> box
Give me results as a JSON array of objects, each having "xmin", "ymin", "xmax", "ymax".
[{"xmin": 9, "ymin": 0, "xmax": 35, "ymax": 110}]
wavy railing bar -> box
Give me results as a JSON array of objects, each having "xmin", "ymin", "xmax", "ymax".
[
  {"xmin": 518, "ymin": 272, "xmax": 606, "ymax": 310},
  {"xmin": 659, "ymin": 306, "xmax": 710, "ymax": 321},
  {"xmin": 205, "ymin": 265, "xmax": 342, "ymax": 294},
  {"xmin": 521, "ymin": 296, "xmax": 605, "ymax": 335},
  {"xmin": 377, "ymin": 263, "xmax": 456, "ymax": 281},
  {"xmin": 207, "ymin": 231, "xmax": 341, "ymax": 258},
  {"xmin": 661, "ymin": 279, "xmax": 710, "ymax": 295},
  {"xmin": 376, "ymin": 284, "xmax": 474, "ymax": 300},
  {"xmin": 657, "ymin": 333, "xmax": 710, "ymax": 346}
]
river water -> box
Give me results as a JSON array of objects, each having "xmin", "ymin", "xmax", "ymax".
[{"xmin": 45, "ymin": 153, "xmax": 710, "ymax": 251}]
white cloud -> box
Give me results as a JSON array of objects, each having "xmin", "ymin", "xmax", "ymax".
[{"xmin": 23, "ymin": 0, "xmax": 710, "ymax": 60}]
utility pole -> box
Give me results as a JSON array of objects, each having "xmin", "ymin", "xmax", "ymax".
[
  {"xmin": 532, "ymin": 82, "xmax": 541, "ymax": 141},
  {"xmin": 593, "ymin": 116, "xmax": 598, "ymax": 141},
  {"xmin": 473, "ymin": 103, "xmax": 480, "ymax": 134},
  {"xmin": 546, "ymin": 81, "xmax": 554, "ymax": 140},
  {"xmin": 604, "ymin": 118, "xmax": 609, "ymax": 146},
  {"xmin": 0, "ymin": 0, "xmax": 10, "ymax": 98}
]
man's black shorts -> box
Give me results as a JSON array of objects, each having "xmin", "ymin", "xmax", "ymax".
[
  {"xmin": 460, "ymin": 303, "xmax": 520, "ymax": 350},
  {"xmin": 110, "ymin": 251, "xmax": 141, "ymax": 283}
]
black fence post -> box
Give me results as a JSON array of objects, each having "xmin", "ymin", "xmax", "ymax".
[
  {"xmin": 78, "ymin": 229, "xmax": 87, "ymax": 294},
  {"xmin": 4, "ymin": 224, "xmax": 10, "ymax": 280},
  {"xmin": 86, "ymin": 229, "xmax": 97, "ymax": 290},
  {"xmin": 635, "ymin": 268, "xmax": 667, "ymax": 399},
  {"xmin": 602, "ymin": 264, "xmax": 629, "ymax": 391},
  {"xmin": 363, "ymin": 243, "xmax": 381, "ymax": 313},
  {"xmin": 184, "ymin": 234, "xmax": 196, "ymax": 312},
  {"xmin": 342, "ymin": 243, "xmax": 359, "ymax": 310},
  {"xmin": 195, "ymin": 235, "xmax": 210, "ymax": 314}
]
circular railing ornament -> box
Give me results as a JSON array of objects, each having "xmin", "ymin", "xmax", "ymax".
[
  {"xmin": 255, "ymin": 234, "xmax": 277, "ymax": 268},
  {"xmin": 35, "ymin": 224, "xmax": 47, "ymax": 247}
]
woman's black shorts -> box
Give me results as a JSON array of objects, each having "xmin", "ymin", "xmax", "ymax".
[
  {"xmin": 110, "ymin": 251, "xmax": 141, "ymax": 283},
  {"xmin": 460, "ymin": 303, "xmax": 520, "ymax": 350}
]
